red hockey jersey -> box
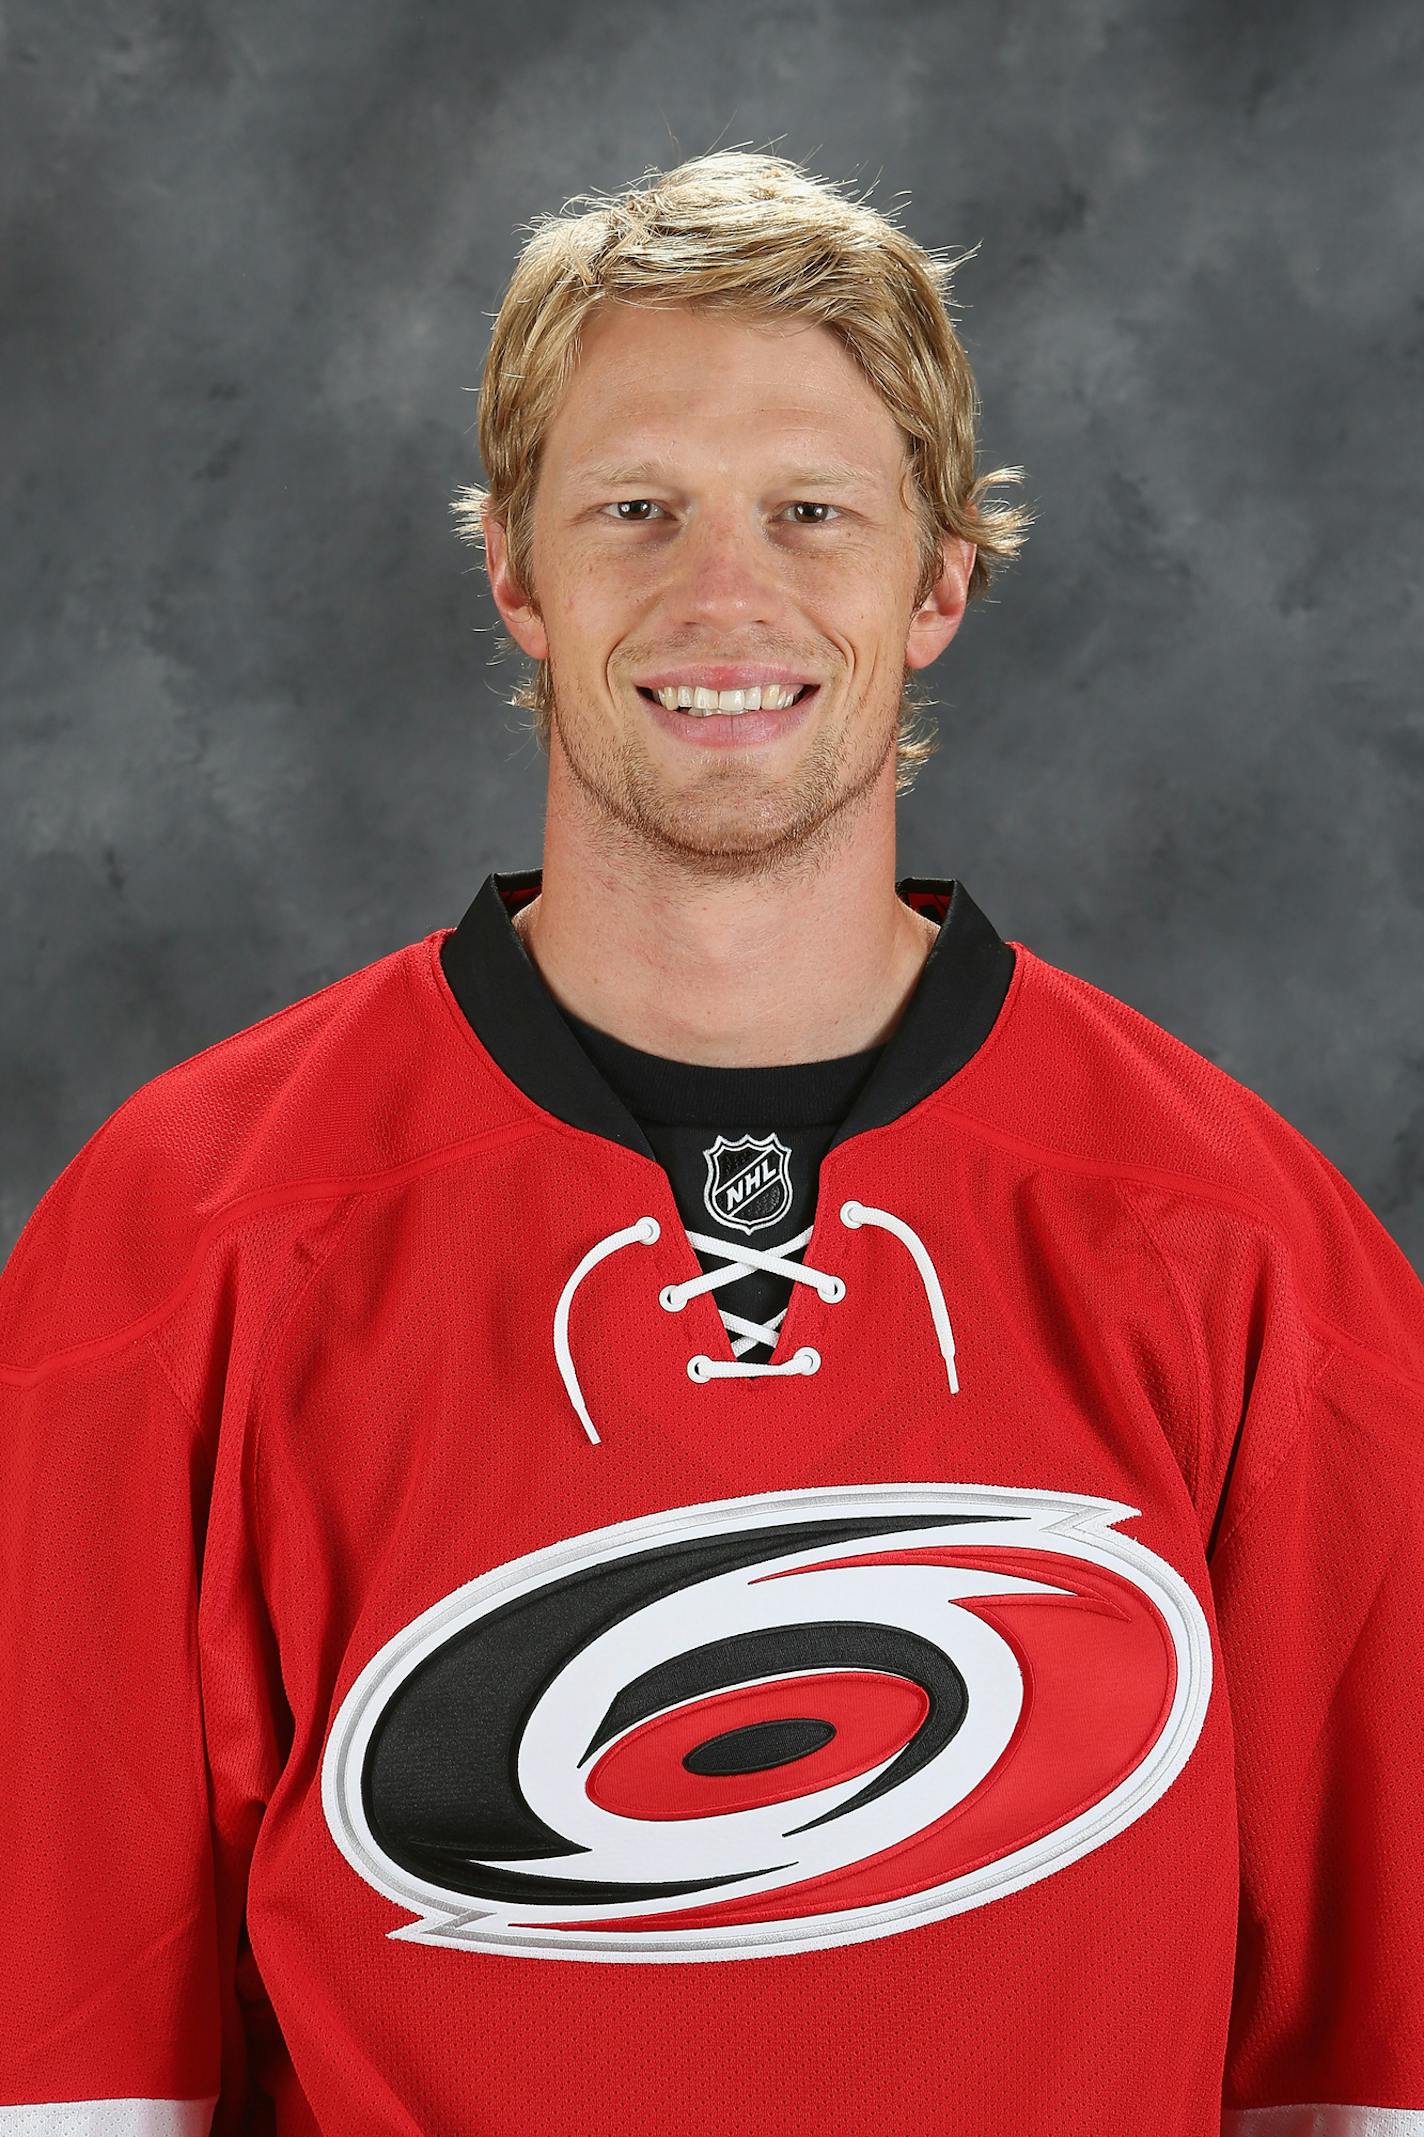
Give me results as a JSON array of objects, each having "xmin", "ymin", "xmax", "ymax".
[{"xmin": 3, "ymin": 869, "xmax": 1423, "ymax": 2136}]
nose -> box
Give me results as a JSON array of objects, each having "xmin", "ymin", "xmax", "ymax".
[{"xmin": 662, "ymin": 500, "xmax": 782, "ymax": 632}]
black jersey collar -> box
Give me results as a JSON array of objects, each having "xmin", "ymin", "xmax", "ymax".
[{"xmin": 438, "ymin": 867, "xmax": 1015, "ymax": 1163}]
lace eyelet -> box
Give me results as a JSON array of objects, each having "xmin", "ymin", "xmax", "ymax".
[
  {"xmin": 659, "ymin": 1284, "xmax": 684, "ymax": 1312},
  {"xmin": 795, "ymin": 1347, "xmax": 821, "ymax": 1374},
  {"xmin": 839, "ymin": 1200, "xmax": 865, "ymax": 1228},
  {"xmin": 687, "ymin": 1355, "xmax": 711, "ymax": 1382},
  {"xmin": 821, "ymin": 1276, "xmax": 846, "ymax": 1303}
]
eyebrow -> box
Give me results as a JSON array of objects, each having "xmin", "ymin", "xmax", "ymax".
[{"xmin": 570, "ymin": 458, "xmax": 882, "ymax": 495}]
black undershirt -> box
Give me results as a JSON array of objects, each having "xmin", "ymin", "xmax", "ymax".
[{"xmin": 554, "ymin": 1007, "xmax": 885, "ymax": 1364}]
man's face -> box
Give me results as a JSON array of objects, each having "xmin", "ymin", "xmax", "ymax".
[{"xmin": 484, "ymin": 300, "xmax": 973, "ymax": 878}]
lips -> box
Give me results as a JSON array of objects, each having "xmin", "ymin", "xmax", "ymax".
[{"xmin": 637, "ymin": 681, "xmax": 822, "ymax": 748}]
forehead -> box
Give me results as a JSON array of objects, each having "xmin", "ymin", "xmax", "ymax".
[{"xmin": 544, "ymin": 301, "xmax": 908, "ymax": 477}]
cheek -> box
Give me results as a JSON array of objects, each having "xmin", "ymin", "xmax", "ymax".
[
  {"xmin": 532, "ymin": 569, "xmax": 601, "ymax": 658},
  {"xmin": 803, "ymin": 550, "xmax": 908, "ymax": 631},
  {"xmin": 554, "ymin": 548, "xmax": 638, "ymax": 631}
]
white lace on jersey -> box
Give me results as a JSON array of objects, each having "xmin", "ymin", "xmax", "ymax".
[{"xmin": 553, "ymin": 1199, "xmax": 960, "ymax": 1446}]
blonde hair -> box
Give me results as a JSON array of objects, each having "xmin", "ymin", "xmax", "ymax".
[{"xmin": 451, "ymin": 148, "xmax": 1035, "ymax": 794}]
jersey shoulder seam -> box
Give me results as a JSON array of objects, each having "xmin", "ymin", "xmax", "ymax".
[
  {"xmin": 248, "ymin": 1192, "xmax": 369, "ymax": 1572},
  {"xmin": 931, "ymin": 1101, "xmax": 1424, "ymax": 1401},
  {"xmin": 0, "ymin": 1115, "xmax": 546, "ymax": 1388},
  {"xmin": 1107, "ymin": 1178, "xmax": 1210, "ymax": 1507}
]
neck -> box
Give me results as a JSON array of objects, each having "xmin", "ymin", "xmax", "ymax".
[{"xmin": 513, "ymin": 754, "xmax": 939, "ymax": 1068}]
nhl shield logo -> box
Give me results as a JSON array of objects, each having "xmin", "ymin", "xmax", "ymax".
[{"xmin": 702, "ymin": 1132, "xmax": 794, "ymax": 1235}]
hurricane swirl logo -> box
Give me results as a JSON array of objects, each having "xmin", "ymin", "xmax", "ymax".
[{"xmin": 321, "ymin": 1483, "xmax": 1213, "ymax": 1963}]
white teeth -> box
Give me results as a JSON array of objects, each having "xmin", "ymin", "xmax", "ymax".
[{"xmin": 651, "ymin": 682, "xmax": 806, "ymax": 715}]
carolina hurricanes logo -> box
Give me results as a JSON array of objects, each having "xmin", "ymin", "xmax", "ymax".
[
  {"xmin": 321, "ymin": 1483, "xmax": 1212, "ymax": 1963},
  {"xmin": 702, "ymin": 1132, "xmax": 794, "ymax": 1234}
]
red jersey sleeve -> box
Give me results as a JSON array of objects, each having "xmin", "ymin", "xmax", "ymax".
[
  {"xmin": 0, "ymin": 1100, "xmax": 290, "ymax": 2133},
  {"xmin": 1208, "ymin": 1143, "xmax": 1424, "ymax": 2130}
]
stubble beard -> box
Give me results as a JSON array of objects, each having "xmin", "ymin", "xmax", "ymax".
[{"xmin": 546, "ymin": 668, "xmax": 902, "ymax": 885}]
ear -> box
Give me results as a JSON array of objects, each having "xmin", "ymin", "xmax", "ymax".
[
  {"xmin": 904, "ymin": 533, "xmax": 977, "ymax": 672},
  {"xmin": 482, "ymin": 507, "xmax": 550, "ymax": 663}
]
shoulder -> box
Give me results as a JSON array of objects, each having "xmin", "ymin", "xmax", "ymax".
[
  {"xmin": 0, "ymin": 928, "xmax": 519, "ymax": 1366},
  {"xmin": 960, "ymin": 941, "xmax": 1310, "ymax": 1184},
  {"xmin": 948, "ymin": 940, "xmax": 1423, "ymax": 1365}
]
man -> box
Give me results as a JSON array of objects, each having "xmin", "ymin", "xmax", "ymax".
[{"xmin": 3, "ymin": 150, "xmax": 1422, "ymax": 2136}]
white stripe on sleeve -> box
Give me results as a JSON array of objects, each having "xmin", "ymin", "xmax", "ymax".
[
  {"xmin": 1225, "ymin": 2108, "xmax": 1424, "ymax": 2134},
  {"xmin": 0, "ymin": 2102, "xmax": 217, "ymax": 2133}
]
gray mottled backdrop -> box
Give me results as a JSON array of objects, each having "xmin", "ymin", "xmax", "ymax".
[{"xmin": 2, "ymin": 0, "xmax": 1421, "ymax": 1268}]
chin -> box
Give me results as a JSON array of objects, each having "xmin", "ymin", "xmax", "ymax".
[{"xmin": 635, "ymin": 777, "xmax": 872, "ymax": 874}]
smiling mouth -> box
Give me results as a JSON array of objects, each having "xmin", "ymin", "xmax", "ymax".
[{"xmin": 635, "ymin": 684, "xmax": 817, "ymax": 719}]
